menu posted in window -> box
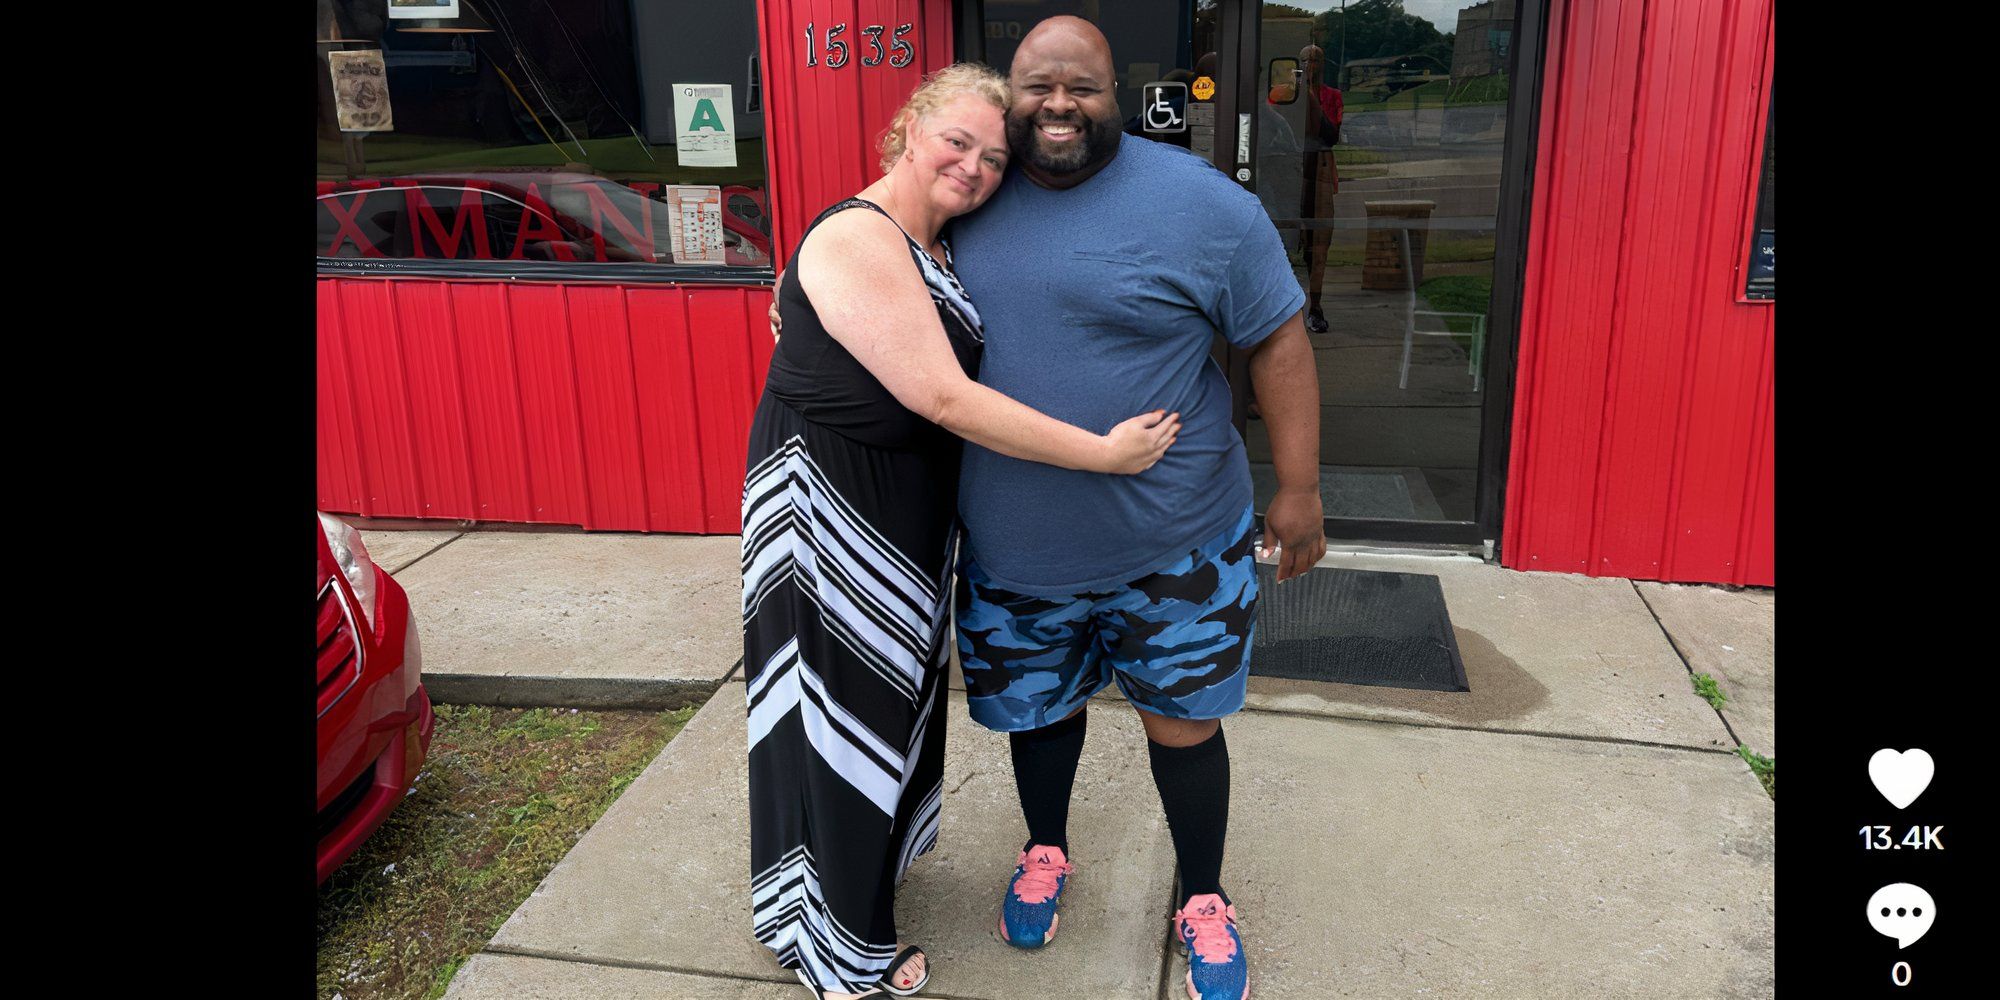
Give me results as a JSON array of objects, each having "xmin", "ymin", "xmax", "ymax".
[{"xmin": 666, "ymin": 185, "xmax": 726, "ymax": 265}]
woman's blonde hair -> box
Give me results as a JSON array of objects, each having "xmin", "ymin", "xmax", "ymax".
[{"xmin": 878, "ymin": 62, "xmax": 1011, "ymax": 175}]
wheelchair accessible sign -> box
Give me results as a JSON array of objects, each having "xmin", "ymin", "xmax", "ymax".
[{"xmin": 1141, "ymin": 82, "xmax": 1186, "ymax": 133}]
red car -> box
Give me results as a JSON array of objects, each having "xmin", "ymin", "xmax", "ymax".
[{"xmin": 317, "ymin": 512, "xmax": 434, "ymax": 885}]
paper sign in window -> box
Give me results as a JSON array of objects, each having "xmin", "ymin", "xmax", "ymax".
[
  {"xmin": 330, "ymin": 50, "xmax": 394, "ymax": 132},
  {"xmin": 666, "ymin": 185, "xmax": 726, "ymax": 264},
  {"xmin": 674, "ymin": 84, "xmax": 738, "ymax": 167},
  {"xmin": 388, "ymin": 0, "xmax": 459, "ymax": 18}
]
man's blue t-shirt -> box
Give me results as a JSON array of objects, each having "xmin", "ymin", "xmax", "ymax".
[{"xmin": 949, "ymin": 136, "xmax": 1305, "ymax": 595}]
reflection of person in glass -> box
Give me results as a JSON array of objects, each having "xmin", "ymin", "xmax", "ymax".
[
  {"xmin": 1296, "ymin": 45, "xmax": 1342, "ymax": 334},
  {"xmin": 1250, "ymin": 57, "xmax": 1302, "ymax": 244}
]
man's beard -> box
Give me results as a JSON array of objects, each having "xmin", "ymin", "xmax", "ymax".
[{"xmin": 1007, "ymin": 110, "xmax": 1121, "ymax": 174}]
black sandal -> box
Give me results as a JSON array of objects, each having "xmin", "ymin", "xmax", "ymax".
[{"xmin": 877, "ymin": 945, "xmax": 929, "ymax": 996}]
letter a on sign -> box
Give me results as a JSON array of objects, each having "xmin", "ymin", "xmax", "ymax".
[
  {"xmin": 689, "ymin": 99, "xmax": 724, "ymax": 131},
  {"xmin": 674, "ymin": 83, "xmax": 738, "ymax": 167}
]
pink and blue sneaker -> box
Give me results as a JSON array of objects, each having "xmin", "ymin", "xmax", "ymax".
[
  {"xmin": 1174, "ymin": 893, "xmax": 1249, "ymax": 1000},
  {"xmin": 997, "ymin": 844, "xmax": 1073, "ymax": 948}
]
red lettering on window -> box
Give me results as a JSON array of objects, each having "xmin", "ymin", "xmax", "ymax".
[
  {"xmin": 582, "ymin": 183, "xmax": 656, "ymax": 263},
  {"xmin": 321, "ymin": 191, "xmax": 383, "ymax": 257},
  {"xmin": 395, "ymin": 181, "xmax": 493, "ymax": 259},
  {"xmin": 507, "ymin": 182, "xmax": 577, "ymax": 261}
]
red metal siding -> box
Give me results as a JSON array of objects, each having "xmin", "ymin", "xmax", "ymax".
[
  {"xmin": 451, "ymin": 285, "xmax": 535, "ymax": 523},
  {"xmin": 627, "ymin": 291, "xmax": 714, "ymax": 532},
  {"xmin": 1503, "ymin": 0, "xmax": 1774, "ymax": 586},
  {"xmin": 756, "ymin": 0, "xmax": 956, "ymax": 271},
  {"xmin": 316, "ymin": 278, "xmax": 774, "ymax": 533}
]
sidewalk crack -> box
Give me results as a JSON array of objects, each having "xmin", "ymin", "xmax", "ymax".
[
  {"xmin": 387, "ymin": 531, "xmax": 467, "ymax": 575},
  {"xmin": 1233, "ymin": 702, "xmax": 1737, "ymax": 755},
  {"xmin": 1628, "ymin": 580, "xmax": 1745, "ymax": 750},
  {"xmin": 1154, "ymin": 871, "xmax": 1181, "ymax": 1000},
  {"xmin": 477, "ymin": 945, "xmax": 993, "ymax": 999}
]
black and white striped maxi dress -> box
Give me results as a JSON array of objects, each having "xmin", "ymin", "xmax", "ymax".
[{"xmin": 740, "ymin": 198, "xmax": 983, "ymax": 994}]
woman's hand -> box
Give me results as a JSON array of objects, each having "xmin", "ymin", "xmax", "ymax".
[
  {"xmin": 767, "ymin": 281, "xmax": 783, "ymax": 343},
  {"xmin": 1099, "ymin": 410, "xmax": 1181, "ymax": 474}
]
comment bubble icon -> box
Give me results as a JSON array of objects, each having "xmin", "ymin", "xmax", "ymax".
[{"xmin": 1867, "ymin": 883, "xmax": 1936, "ymax": 948}]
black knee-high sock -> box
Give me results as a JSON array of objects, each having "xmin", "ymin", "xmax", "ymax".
[
  {"xmin": 1008, "ymin": 708, "xmax": 1088, "ymax": 854},
  {"xmin": 1148, "ymin": 724, "xmax": 1230, "ymax": 901}
]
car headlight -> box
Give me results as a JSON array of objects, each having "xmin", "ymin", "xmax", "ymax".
[
  {"xmin": 318, "ymin": 512, "xmax": 379, "ymax": 631},
  {"xmin": 402, "ymin": 607, "xmax": 423, "ymax": 697}
]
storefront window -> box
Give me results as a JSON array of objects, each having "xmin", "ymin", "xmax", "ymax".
[
  {"xmin": 315, "ymin": 0, "xmax": 773, "ymax": 278},
  {"xmin": 1744, "ymin": 78, "xmax": 1773, "ymax": 299}
]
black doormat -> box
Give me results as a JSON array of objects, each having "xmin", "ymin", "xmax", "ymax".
[{"xmin": 1250, "ymin": 564, "xmax": 1469, "ymax": 692}]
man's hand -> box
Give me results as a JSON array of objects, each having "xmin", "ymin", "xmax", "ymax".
[
  {"xmin": 767, "ymin": 267, "xmax": 785, "ymax": 343},
  {"xmin": 1260, "ymin": 487, "xmax": 1326, "ymax": 582},
  {"xmin": 1246, "ymin": 310, "xmax": 1324, "ymax": 582}
]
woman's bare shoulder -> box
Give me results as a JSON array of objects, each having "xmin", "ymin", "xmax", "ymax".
[
  {"xmin": 796, "ymin": 206, "xmax": 918, "ymax": 290},
  {"xmin": 799, "ymin": 205, "xmax": 906, "ymax": 261}
]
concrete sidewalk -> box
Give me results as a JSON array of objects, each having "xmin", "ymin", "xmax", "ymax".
[
  {"xmin": 371, "ymin": 527, "xmax": 1774, "ymax": 998},
  {"xmin": 364, "ymin": 528, "xmax": 743, "ymax": 709}
]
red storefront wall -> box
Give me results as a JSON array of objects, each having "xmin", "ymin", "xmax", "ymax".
[
  {"xmin": 315, "ymin": 0, "xmax": 953, "ymax": 534},
  {"xmin": 316, "ymin": 280, "xmax": 773, "ymax": 534},
  {"xmin": 1502, "ymin": 0, "xmax": 1774, "ymax": 587}
]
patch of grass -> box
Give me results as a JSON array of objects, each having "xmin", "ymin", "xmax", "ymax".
[
  {"xmin": 1446, "ymin": 74, "xmax": 1510, "ymax": 105},
  {"xmin": 1418, "ymin": 275, "xmax": 1492, "ymax": 315},
  {"xmin": 1417, "ymin": 275, "xmax": 1494, "ymax": 339},
  {"xmin": 1342, "ymin": 77, "xmax": 1509, "ymax": 113},
  {"xmin": 1308, "ymin": 234, "xmax": 1497, "ymax": 270},
  {"xmin": 1736, "ymin": 745, "xmax": 1775, "ymax": 799},
  {"xmin": 1691, "ymin": 672, "xmax": 1729, "ymax": 710},
  {"xmin": 316, "ymin": 702, "xmax": 700, "ymax": 1000},
  {"xmin": 500, "ymin": 706, "xmax": 604, "ymax": 744},
  {"xmin": 1341, "ymin": 80, "xmax": 1451, "ymax": 113}
]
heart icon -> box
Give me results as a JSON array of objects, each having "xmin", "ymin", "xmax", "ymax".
[{"xmin": 1868, "ymin": 749, "xmax": 1934, "ymax": 810}]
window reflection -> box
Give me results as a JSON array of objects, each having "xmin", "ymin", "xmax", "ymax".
[
  {"xmin": 314, "ymin": 0, "xmax": 772, "ymax": 270},
  {"xmin": 1244, "ymin": 0, "xmax": 1517, "ymax": 525}
]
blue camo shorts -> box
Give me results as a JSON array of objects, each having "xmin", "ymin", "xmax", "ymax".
[{"xmin": 955, "ymin": 505, "xmax": 1260, "ymax": 732}]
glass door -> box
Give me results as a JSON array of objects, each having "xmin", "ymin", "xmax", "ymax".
[{"xmin": 1211, "ymin": 0, "xmax": 1532, "ymax": 547}]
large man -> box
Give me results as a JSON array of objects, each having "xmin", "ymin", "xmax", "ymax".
[{"xmin": 948, "ymin": 18, "xmax": 1323, "ymax": 1000}]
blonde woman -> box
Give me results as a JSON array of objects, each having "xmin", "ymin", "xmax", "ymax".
[{"xmin": 740, "ymin": 63, "xmax": 1181, "ymax": 1000}]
